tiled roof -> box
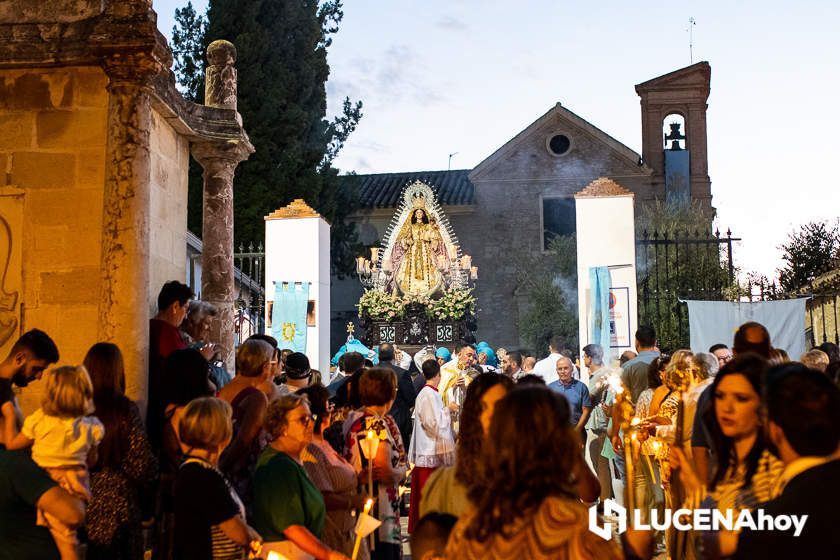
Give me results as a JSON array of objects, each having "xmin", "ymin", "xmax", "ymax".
[{"xmin": 341, "ymin": 169, "xmax": 474, "ymax": 208}]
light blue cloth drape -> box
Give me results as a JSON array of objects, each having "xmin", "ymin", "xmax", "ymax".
[
  {"xmin": 271, "ymin": 282, "xmax": 310, "ymax": 352},
  {"xmin": 589, "ymin": 266, "xmax": 612, "ymax": 353}
]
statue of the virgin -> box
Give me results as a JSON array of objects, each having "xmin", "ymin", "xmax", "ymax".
[{"xmin": 391, "ymin": 205, "xmax": 446, "ymax": 296}]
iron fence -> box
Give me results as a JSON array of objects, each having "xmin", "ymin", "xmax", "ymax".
[
  {"xmin": 233, "ymin": 242, "xmax": 265, "ymax": 343},
  {"xmin": 636, "ymin": 228, "xmax": 739, "ymax": 351}
]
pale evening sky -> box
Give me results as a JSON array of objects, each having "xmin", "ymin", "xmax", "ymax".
[{"xmin": 154, "ymin": 0, "xmax": 840, "ymax": 280}]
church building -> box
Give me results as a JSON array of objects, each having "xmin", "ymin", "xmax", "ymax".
[{"xmin": 332, "ymin": 62, "xmax": 714, "ymax": 350}]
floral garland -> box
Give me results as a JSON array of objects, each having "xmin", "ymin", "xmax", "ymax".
[
  {"xmin": 358, "ymin": 288, "xmax": 475, "ymax": 322},
  {"xmin": 357, "ymin": 290, "xmax": 405, "ymax": 320},
  {"xmin": 426, "ymin": 288, "xmax": 475, "ymax": 321}
]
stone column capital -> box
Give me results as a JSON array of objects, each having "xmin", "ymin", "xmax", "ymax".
[
  {"xmin": 191, "ymin": 139, "xmax": 254, "ymax": 173},
  {"xmin": 101, "ymin": 51, "xmax": 163, "ymax": 88}
]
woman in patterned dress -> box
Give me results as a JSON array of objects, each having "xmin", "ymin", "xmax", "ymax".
[
  {"xmin": 670, "ymin": 353, "xmax": 784, "ymax": 559},
  {"xmin": 84, "ymin": 343, "xmax": 158, "ymax": 560},
  {"xmin": 298, "ymin": 385, "xmax": 369, "ymax": 560},
  {"xmin": 343, "ymin": 368, "xmax": 407, "ymax": 560}
]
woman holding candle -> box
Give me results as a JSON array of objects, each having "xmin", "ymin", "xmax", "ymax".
[
  {"xmin": 342, "ymin": 368, "xmax": 407, "ymax": 560},
  {"xmin": 668, "ymin": 353, "xmax": 784, "ymax": 559},
  {"xmin": 297, "ymin": 384, "xmax": 369, "ymax": 560},
  {"xmin": 252, "ymin": 393, "xmax": 350, "ymax": 560}
]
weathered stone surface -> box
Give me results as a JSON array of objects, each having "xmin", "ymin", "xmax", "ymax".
[
  {"xmin": 205, "ymin": 40, "xmax": 237, "ymax": 110},
  {"xmin": 36, "ymin": 109, "xmax": 107, "ymax": 148},
  {"xmin": 10, "ymin": 151, "xmax": 76, "ymax": 188},
  {"xmin": 0, "ymin": 73, "xmax": 54, "ymax": 110},
  {"xmin": 76, "ymin": 147, "xmax": 106, "ymax": 188},
  {"xmin": 0, "ymin": 112, "xmax": 34, "ymax": 150},
  {"xmin": 0, "ymin": 1, "xmax": 104, "ymax": 24},
  {"xmin": 40, "ymin": 267, "xmax": 100, "ymax": 305}
]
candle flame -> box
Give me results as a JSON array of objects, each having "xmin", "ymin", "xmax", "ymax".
[
  {"xmin": 267, "ymin": 551, "xmax": 290, "ymax": 560},
  {"xmin": 363, "ymin": 498, "xmax": 373, "ymax": 514}
]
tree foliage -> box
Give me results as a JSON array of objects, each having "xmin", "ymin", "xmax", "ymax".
[
  {"xmin": 777, "ymin": 220, "xmax": 840, "ymax": 292},
  {"xmin": 516, "ymin": 235, "xmax": 578, "ymax": 357},
  {"xmin": 171, "ymin": 1, "xmax": 207, "ymax": 103},
  {"xmin": 171, "ymin": 0, "xmax": 363, "ymax": 274},
  {"xmin": 635, "ymin": 200, "xmax": 731, "ymax": 351}
]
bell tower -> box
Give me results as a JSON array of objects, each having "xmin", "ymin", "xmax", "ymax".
[{"xmin": 635, "ymin": 62, "xmax": 712, "ymax": 208}]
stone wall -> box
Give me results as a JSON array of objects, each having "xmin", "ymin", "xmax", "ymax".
[
  {"xmin": 149, "ymin": 108, "xmax": 189, "ymax": 304},
  {"xmin": 0, "ymin": 65, "xmax": 108, "ymax": 412}
]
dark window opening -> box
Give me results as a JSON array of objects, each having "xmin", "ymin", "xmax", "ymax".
[
  {"xmin": 548, "ymin": 134, "xmax": 571, "ymax": 155},
  {"xmin": 542, "ymin": 198, "xmax": 576, "ymax": 249}
]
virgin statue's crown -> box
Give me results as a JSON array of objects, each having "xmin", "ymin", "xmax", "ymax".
[{"xmin": 411, "ymin": 193, "xmax": 427, "ymax": 208}]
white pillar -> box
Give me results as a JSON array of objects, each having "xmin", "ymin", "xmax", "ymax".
[
  {"xmin": 264, "ymin": 200, "xmax": 330, "ymax": 371},
  {"xmin": 575, "ymin": 178, "xmax": 639, "ymax": 379}
]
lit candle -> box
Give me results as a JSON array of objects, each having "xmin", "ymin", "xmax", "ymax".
[
  {"xmin": 356, "ymin": 256, "xmax": 365, "ymax": 274},
  {"xmin": 364, "ymin": 260, "xmax": 371, "ymax": 275},
  {"xmin": 470, "ymin": 266, "xmax": 478, "ymax": 280},
  {"xmin": 463, "ymin": 255, "xmax": 472, "ymax": 269},
  {"xmin": 371, "ymin": 247, "xmax": 380, "ymax": 262},
  {"xmin": 352, "ymin": 499, "xmax": 374, "ymax": 560},
  {"xmin": 267, "ymin": 551, "xmax": 289, "ymax": 560}
]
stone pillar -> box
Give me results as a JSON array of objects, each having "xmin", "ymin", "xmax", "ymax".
[
  {"xmin": 98, "ymin": 52, "xmax": 161, "ymax": 407},
  {"xmin": 192, "ymin": 145, "xmax": 249, "ymax": 370},
  {"xmin": 193, "ymin": 40, "xmax": 252, "ymax": 370}
]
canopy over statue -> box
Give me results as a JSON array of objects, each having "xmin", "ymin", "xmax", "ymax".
[{"xmin": 355, "ymin": 181, "xmax": 477, "ymax": 347}]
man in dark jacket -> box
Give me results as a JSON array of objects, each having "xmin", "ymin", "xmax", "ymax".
[{"xmin": 379, "ymin": 343, "xmax": 417, "ymax": 449}]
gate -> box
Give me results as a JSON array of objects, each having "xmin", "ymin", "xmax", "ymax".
[
  {"xmin": 635, "ymin": 228, "xmax": 739, "ymax": 351},
  {"xmin": 233, "ymin": 242, "xmax": 265, "ymax": 344}
]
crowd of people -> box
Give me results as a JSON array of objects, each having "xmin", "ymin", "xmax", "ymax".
[{"xmin": 1, "ymin": 279, "xmax": 839, "ymax": 559}]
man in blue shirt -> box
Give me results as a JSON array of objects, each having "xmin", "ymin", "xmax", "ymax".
[{"xmin": 548, "ymin": 356, "xmax": 591, "ymax": 444}]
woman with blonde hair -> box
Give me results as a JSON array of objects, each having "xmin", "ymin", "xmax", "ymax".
[
  {"xmin": 174, "ymin": 397, "xmax": 260, "ymax": 560},
  {"xmin": 3, "ymin": 365, "xmax": 104, "ymax": 560}
]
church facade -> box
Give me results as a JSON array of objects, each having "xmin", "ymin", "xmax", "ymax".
[{"xmin": 332, "ymin": 62, "xmax": 714, "ymax": 351}]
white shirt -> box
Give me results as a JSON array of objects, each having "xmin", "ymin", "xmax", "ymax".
[
  {"xmin": 408, "ymin": 385, "xmax": 455, "ymax": 468},
  {"xmin": 22, "ymin": 408, "xmax": 104, "ymax": 468},
  {"xmin": 532, "ymin": 353, "xmax": 562, "ymax": 385}
]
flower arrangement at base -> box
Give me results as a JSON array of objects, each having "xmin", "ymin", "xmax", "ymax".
[
  {"xmin": 426, "ymin": 288, "xmax": 476, "ymax": 321},
  {"xmin": 357, "ymin": 289, "xmax": 406, "ymax": 321}
]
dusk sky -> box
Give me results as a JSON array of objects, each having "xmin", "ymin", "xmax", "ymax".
[{"xmin": 154, "ymin": 1, "xmax": 840, "ymax": 280}]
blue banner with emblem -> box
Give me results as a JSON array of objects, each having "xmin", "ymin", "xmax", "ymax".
[{"xmin": 271, "ymin": 282, "xmax": 310, "ymax": 353}]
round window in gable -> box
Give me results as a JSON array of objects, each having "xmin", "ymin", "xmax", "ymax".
[{"xmin": 547, "ymin": 134, "xmax": 571, "ymax": 156}]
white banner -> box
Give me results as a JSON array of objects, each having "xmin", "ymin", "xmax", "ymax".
[{"xmin": 685, "ymin": 299, "xmax": 808, "ymax": 359}]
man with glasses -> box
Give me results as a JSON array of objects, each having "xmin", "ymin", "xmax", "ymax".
[{"xmin": 709, "ymin": 343, "xmax": 732, "ymax": 369}]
